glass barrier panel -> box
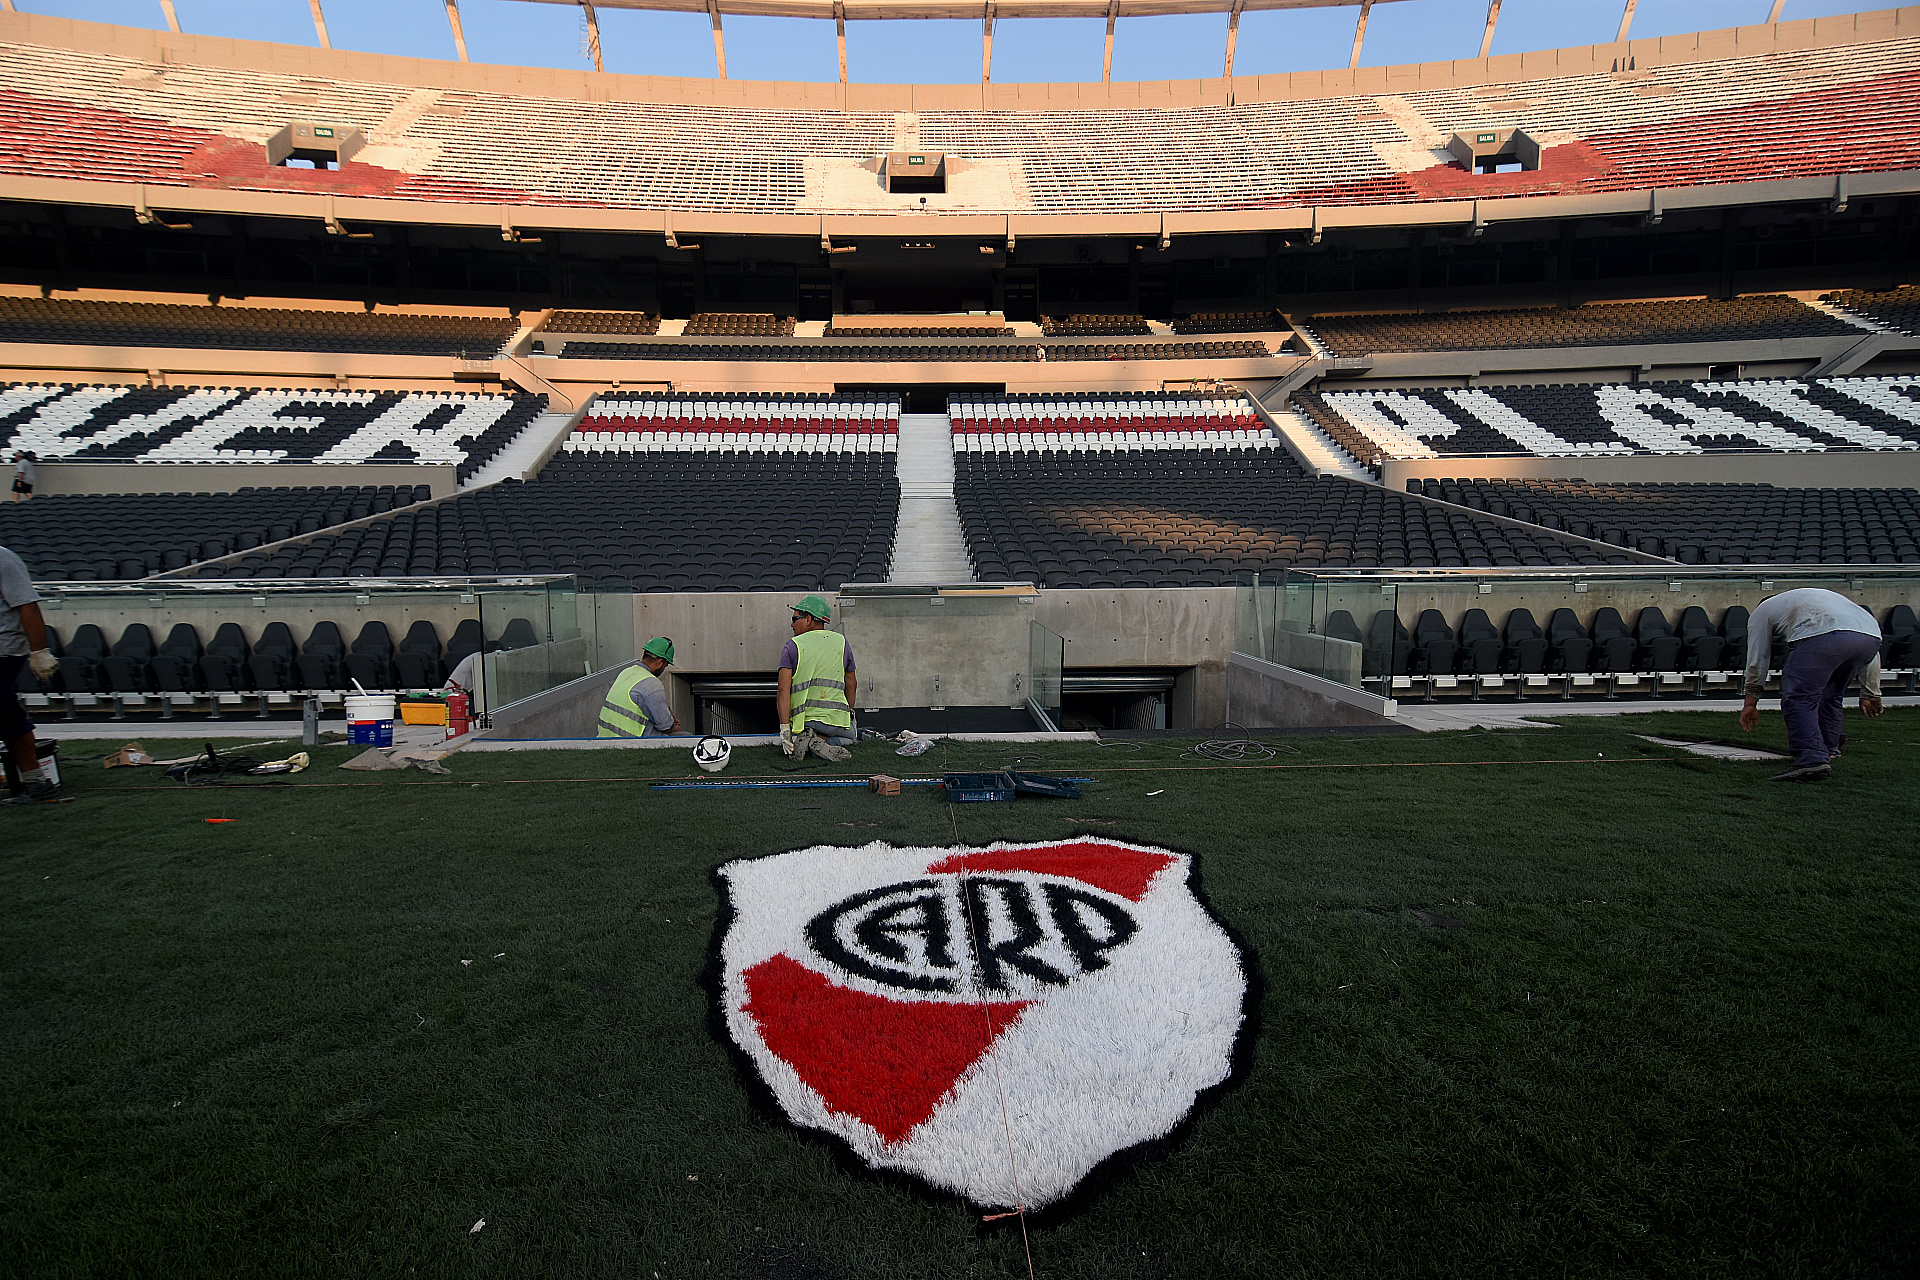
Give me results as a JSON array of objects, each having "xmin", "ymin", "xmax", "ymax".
[{"xmin": 1029, "ymin": 621, "xmax": 1064, "ymax": 722}]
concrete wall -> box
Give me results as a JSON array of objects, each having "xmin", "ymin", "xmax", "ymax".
[
  {"xmin": 32, "ymin": 461, "xmax": 458, "ymax": 499},
  {"xmin": 1381, "ymin": 452, "xmax": 1920, "ymax": 490},
  {"xmin": 1225, "ymin": 652, "xmax": 1399, "ymax": 730},
  {"xmin": 839, "ymin": 593, "xmax": 1036, "ymax": 709},
  {"xmin": 1036, "ymin": 588, "xmax": 1237, "ymax": 728}
]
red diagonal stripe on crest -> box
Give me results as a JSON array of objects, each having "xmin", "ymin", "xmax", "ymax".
[
  {"xmin": 927, "ymin": 842, "xmax": 1176, "ymax": 901},
  {"xmin": 741, "ymin": 954, "xmax": 1029, "ymax": 1145}
]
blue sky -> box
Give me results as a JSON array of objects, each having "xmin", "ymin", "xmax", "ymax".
[{"xmin": 19, "ymin": 0, "xmax": 1884, "ymax": 83}]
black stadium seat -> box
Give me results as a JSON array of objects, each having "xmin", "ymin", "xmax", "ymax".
[
  {"xmin": 1633, "ymin": 608, "xmax": 1683, "ymax": 672},
  {"xmin": 248, "ymin": 623, "xmax": 299, "ymax": 692},
  {"xmin": 201, "ymin": 623, "xmax": 252, "ymax": 693},
  {"xmin": 1456, "ymin": 608, "xmax": 1503, "ymax": 674},
  {"xmin": 1677, "ymin": 607, "xmax": 1726, "ymax": 670},
  {"xmin": 1412, "ymin": 610, "xmax": 1457, "ymax": 675},
  {"xmin": 1590, "ymin": 608, "xmax": 1637, "ymax": 672},
  {"xmin": 1503, "ymin": 609, "xmax": 1549, "ymax": 674},
  {"xmin": 1546, "ymin": 609, "xmax": 1594, "ymax": 673},
  {"xmin": 103, "ymin": 623, "xmax": 158, "ymax": 693},
  {"xmin": 151, "ymin": 624, "xmax": 204, "ymax": 692}
]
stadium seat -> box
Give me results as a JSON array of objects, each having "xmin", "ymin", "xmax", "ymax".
[
  {"xmin": 1545, "ymin": 609, "xmax": 1594, "ymax": 674},
  {"xmin": 1721, "ymin": 607, "xmax": 1751, "ymax": 670},
  {"xmin": 1590, "ymin": 609, "xmax": 1638, "ymax": 672},
  {"xmin": 1366, "ymin": 611, "xmax": 1410, "ymax": 678},
  {"xmin": 1503, "ymin": 609, "xmax": 1549, "ymax": 674},
  {"xmin": 103, "ymin": 623, "xmax": 158, "ymax": 693},
  {"xmin": 151, "ymin": 623, "xmax": 205, "ymax": 692},
  {"xmin": 297, "ymin": 623, "xmax": 346, "ymax": 690},
  {"xmin": 1412, "ymin": 610, "xmax": 1457, "ymax": 675},
  {"xmin": 248, "ymin": 623, "xmax": 300, "ymax": 692},
  {"xmin": 1677, "ymin": 607, "xmax": 1726, "ymax": 670},
  {"xmin": 1883, "ymin": 605, "xmax": 1919, "ymax": 665},
  {"xmin": 1633, "ymin": 608, "xmax": 1684, "ymax": 673},
  {"xmin": 200, "ymin": 623, "xmax": 252, "ymax": 693},
  {"xmin": 1455, "ymin": 608, "xmax": 1503, "ymax": 674}
]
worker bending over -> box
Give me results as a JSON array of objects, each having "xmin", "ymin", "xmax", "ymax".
[
  {"xmin": 598, "ymin": 637, "xmax": 682, "ymax": 737},
  {"xmin": 779, "ymin": 594, "xmax": 855, "ymax": 763},
  {"xmin": 2, "ymin": 542, "xmax": 60, "ymax": 804},
  {"xmin": 1739, "ymin": 587, "xmax": 1884, "ymax": 782}
]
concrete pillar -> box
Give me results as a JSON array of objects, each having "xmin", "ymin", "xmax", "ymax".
[
  {"xmin": 584, "ymin": 1, "xmax": 603, "ymax": 72},
  {"xmin": 1478, "ymin": 0, "xmax": 1501, "ymax": 59},
  {"xmin": 308, "ymin": 0, "xmax": 332, "ymax": 48},
  {"xmin": 1616, "ymin": 0, "xmax": 1637, "ymax": 43},
  {"xmin": 1348, "ymin": 0, "xmax": 1370, "ymax": 70},
  {"xmin": 981, "ymin": 3, "xmax": 995, "ymax": 84},
  {"xmin": 709, "ymin": 0, "xmax": 727, "ymax": 78}
]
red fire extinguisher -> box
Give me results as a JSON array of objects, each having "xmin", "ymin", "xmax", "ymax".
[{"xmin": 446, "ymin": 690, "xmax": 471, "ymax": 740}]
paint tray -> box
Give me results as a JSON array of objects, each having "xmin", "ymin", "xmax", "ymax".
[
  {"xmin": 1008, "ymin": 771, "xmax": 1082, "ymax": 800},
  {"xmin": 942, "ymin": 771, "xmax": 1016, "ymax": 803}
]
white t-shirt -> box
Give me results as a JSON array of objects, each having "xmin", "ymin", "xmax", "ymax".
[
  {"xmin": 1744, "ymin": 588, "xmax": 1882, "ymax": 697},
  {"xmin": 0, "ymin": 544, "xmax": 41, "ymax": 658}
]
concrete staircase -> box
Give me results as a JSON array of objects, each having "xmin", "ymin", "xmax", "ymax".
[
  {"xmin": 1266, "ymin": 406, "xmax": 1376, "ymax": 482},
  {"xmin": 461, "ymin": 409, "xmax": 578, "ymax": 488},
  {"xmin": 888, "ymin": 413, "xmax": 974, "ymax": 583}
]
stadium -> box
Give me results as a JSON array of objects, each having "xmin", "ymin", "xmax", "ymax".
[{"xmin": 2, "ymin": 1, "xmax": 1917, "ymax": 1275}]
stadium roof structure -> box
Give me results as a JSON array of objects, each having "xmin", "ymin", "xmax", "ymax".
[{"xmin": 0, "ymin": 6, "xmax": 1916, "ymax": 243}]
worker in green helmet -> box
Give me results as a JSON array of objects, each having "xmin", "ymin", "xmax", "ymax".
[
  {"xmin": 598, "ymin": 636, "xmax": 682, "ymax": 737},
  {"xmin": 778, "ymin": 594, "xmax": 855, "ymax": 762}
]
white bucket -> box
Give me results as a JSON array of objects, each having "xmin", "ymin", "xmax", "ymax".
[{"xmin": 345, "ymin": 694, "xmax": 397, "ymax": 747}]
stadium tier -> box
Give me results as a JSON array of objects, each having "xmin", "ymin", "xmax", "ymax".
[
  {"xmin": 950, "ymin": 391, "xmax": 1269, "ymax": 451},
  {"xmin": 2, "ymin": 24, "xmax": 1917, "ymax": 215},
  {"xmin": 537, "ymin": 340, "xmax": 1271, "ymax": 361},
  {"xmin": 682, "ymin": 313, "xmax": 797, "ymax": 337},
  {"xmin": 1173, "ymin": 311, "xmax": 1286, "ymax": 336},
  {"xmin": 1824, "ymin": 284, "xmax": 1920, "ymax": 337},
  {"xmin": 1, "ymin": 385, "xmax": 547, "ymax": 479},
  {"xmin": 1307, "ymin": 378, "xmax": 1920, "ymax": 460},
  {"xmin": 542, "ymin": 310, "xmax": 661, "ymax": 336},
  {"xmin": 0, "ymin": 484, "xmax": 425, "ymax": 580},
  {"xmin": 1042, "ymin": 316, "xmax": 1153, "ymax": 337},
  {"xmin": 191, "ymin": 452, "xmax": 899, "ymax": 590},
  {"xmin": 956, "ymin": 450, "xmax": 1617, "ymax": 587},
  {"xmin": 823, "ymin": 325, "xmax": 1016, "ymax": 338},
  {"xmin": 568, "ymin": 392, "xmax": 900, "ymax": 452},
  {"xmin": 0, "ymin": 296, "xmax": 516, "ymax": 356},
  {"xmin": 1302, "ymin": 296, "xmax": 1861, "ymax": 357},
  {"xmin": 1412, "ymin": 478, "xmax": 1920, "ymax": 565},
  {"xmin": 543, "ymin": 341, "xmax": 1042, "ymax": 362}
]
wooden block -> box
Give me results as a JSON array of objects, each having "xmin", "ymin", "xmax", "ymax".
[{"xmin": 868, "ymin": 774, "xmax": 901, "ymax": 796}]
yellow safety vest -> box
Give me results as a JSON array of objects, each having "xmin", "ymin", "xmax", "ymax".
[
  {"xmin": 598, "ymin": 665, "xmax": 664, "ymax": 737},
  {"xmin": 789, "ymin": 629, "xmax": 852, "ymax": 733}
]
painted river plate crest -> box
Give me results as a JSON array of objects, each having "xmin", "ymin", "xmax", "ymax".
[{"xmin": 713, "ymin": 837, "xmax": 1250, "ymax": 1210}]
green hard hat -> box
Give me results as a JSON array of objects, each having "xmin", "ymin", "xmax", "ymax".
[
  {"xmin": 793, "ymin": 594, "xmax": 832, "ymax": 621},
  {"xmin": 642, "ymin": 636, "xmax": 675, "ymax": 664}
]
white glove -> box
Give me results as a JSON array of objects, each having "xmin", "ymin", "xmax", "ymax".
[
  {"xmin": 780, "ymin": 725, "xmax": 795, "ymax": 754},
  {"xmin": 28, "ymin": 648, "xmax": 58, "ymax": 681}
]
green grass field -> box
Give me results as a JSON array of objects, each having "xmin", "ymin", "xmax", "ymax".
[{"xmin": 4, "ymin": 712, "xmax": 1917, "ymax": 1279}]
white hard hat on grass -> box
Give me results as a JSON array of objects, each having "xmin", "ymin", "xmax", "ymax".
[{"xmin": 694, "ymin": 736, "xmax": 732, "ymax": 773}]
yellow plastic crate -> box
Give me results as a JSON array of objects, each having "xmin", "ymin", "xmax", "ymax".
[{"xmin": 399, "ymin": 701, "xmax": 448, "ymax": 726}]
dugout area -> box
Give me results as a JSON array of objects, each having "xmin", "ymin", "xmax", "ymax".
[{"xmin": 3, "ymin": 713, "xmax": 1917, "ymax": 1278}]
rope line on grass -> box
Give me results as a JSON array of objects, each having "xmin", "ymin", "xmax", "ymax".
[{"xmin": 97, "ymin": 756, "xmax": 1683, "ymax": 792}]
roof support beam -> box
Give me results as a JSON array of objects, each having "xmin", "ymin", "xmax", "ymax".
[
  {"xmin": 836, "ymin": 1, "xmax": 848, "ymax": 82},
  {"xmin": 444, "ymin": 0, "xmax": 470, "ymax": 62},
  {"xmin": 1477, "ymin": 0, "xmax": 1500, "ymax": 59},
  {"xmin": 156, "ymin": 0, "xmax": 181, "ymax": 33},
  {"xmin": 1103, "ymin": 0, "xmax": 1117, "ymax": 83},
  {"xmin": 1766, "ymin": 0, "xmax": 1786, "ymax": 20},
  {"xmin": 1348, "ymin": 0, "xmax": 1370, "ymax": 69},
  {"xmin": 1223, "ymin": 0, "xmax": 1243, "ymax": 81},
  {"xmin": 1616, "ymin": 0, "xmax": 1637, "ymax": 43},
  {"xmin": 308, "ymin": 0, "xmax": 332, "ymax": 48},
  {"xmin": 981, "ymin": 3, "xmax": 994, "ymax": 83},
  {"xmin": 582, "ymin": 1, "xmax": 603, "ymax": 70},
  {"xmin": 709, "ymin": 0, "xmax": 728, "ymax": 77}
]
